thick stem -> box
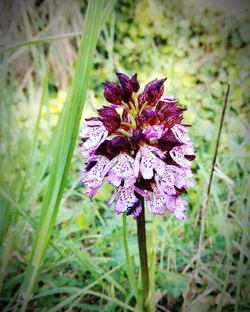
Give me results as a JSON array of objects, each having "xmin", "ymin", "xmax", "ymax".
[
  {"xmin": 137, "ymin": 200, "xmax": 149, "ymax": 309},
  {"xmin": 122, "ymin": 214, "xmax": 137, "ymax": 294}
]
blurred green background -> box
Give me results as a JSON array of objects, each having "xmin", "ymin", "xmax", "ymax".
[{"xmin": 0, "ymin": 0, "xmax": 249, "ymax": 311}]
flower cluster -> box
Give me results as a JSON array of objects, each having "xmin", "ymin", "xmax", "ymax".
[{"xmin": 80, "ymin": 73, "xmax": 195, "ymax": 220}]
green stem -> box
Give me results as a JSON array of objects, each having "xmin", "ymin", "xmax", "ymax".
[
  {"xmin": 117, "ymin": 128, "xmax": 132, "ymax": 137},
  {"xmin": 138, "ymin": 101, "xmax": 148, "ymax": 115},
  {"xmin": 136, "ymin": 200, "xmax": 149, "ymax": 310},
  {"xmin": 148, "ymin": 216, "xmax": 157, "ymax": 312},
  {"xmin": 121, "ymin": 122, "xmax": 136, "ymax": 129},
  {"xmin": 122, "ymin": 214, "xmax": 137, "ymax": 295}
]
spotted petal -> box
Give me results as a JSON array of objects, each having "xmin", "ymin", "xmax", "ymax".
[
  {"xmin": 103, "ymin": 154, "xmax": 136, "ymax": 188},
  {"xmin": 114, "ymin": 188, "xmax": 141, "ymax": 216},
  {"xmin": 81, "ymin": 156, "xmax": 109, "ymax": 198},
  {"xmin": 135, "ymin": 145, "xmax": 166, "ymax": 180},
  {"xmin": 172, "ymin": 124, "xmax": 190, "ymax": 144},
  {"xmin": 174, "ymin": 197, "xmax": 187, "ymax": 220},
  {"xmin": 80, "ymin": 119, "xmax": 108, "ymax": 157},
  {"xmin": 170, "ymin": 144, "xmax": 194, "ymax": 169}
]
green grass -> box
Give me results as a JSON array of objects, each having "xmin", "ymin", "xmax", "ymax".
[{"xmin": 0, "ymin": 0, "xmax": 249, "ymax": 311}]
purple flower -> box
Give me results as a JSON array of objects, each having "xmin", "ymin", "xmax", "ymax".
[
  {"xmin": 103, "ymin": 154, "xmax": 136, "ymax": 188},
  {"xmin": 155, "ymin": 166, "xmax": 177, "ymax": 196},
  {"xmin": 80, "ymin": 72, "xmax": 195, "ymax": 220},
  {"xmin": 134, "ymin": 145, "xmax": 166, "ymax": 180},
  {"xmin": 146, "ymin": 185, "xmax": 176, "ymax": 215},
  {"xmin": 169, "ymin": 143, "xmax": 195, "ymax": 169},
  {"xmin": 174, "ymin": 197, "xmax": 188, "ymax": 220},
  {"xmin": 146, "ymin": 185, "xmax": 187, "ymax": 220},
  {"xmin": 80, "ymin": 119, "xmax": 108, "ymax": 157},
  {"xmin": 81, "ymin": 156, "xmax": 109, "ymax": 198},
  {"xmin": 171, "ymin": 124, "xmax": 191, "ymax": 144},
  {"xmin": 108, "ymin": 186, "xmax": 149, "ymax": 217}
]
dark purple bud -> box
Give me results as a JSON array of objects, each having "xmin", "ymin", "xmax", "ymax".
[
  {"xmin": 111, "ymin": 136, "xmax": 131, "ymax": 153},
  {"xmin": 116, "ymin": 72, "xmax": 133, "ymax": 103},
  {"xmin": 97, "ymin": 106, "xmax": 121, "ymax": 132},
  {"xmin": 103, "ymin": 81, "xmax": 122, "ymax": 104},
  {"xmin": 130, "ymin": 73, "xmax": 140, "ymax": 92},
  {"xmin": 144, "ymin": 77, "xmax": 167, "ymax": 105}
]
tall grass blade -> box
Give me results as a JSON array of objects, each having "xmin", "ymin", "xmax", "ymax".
[{"xmin": 17, "ymin": 1, "xmax": 116, "ymax": 310}]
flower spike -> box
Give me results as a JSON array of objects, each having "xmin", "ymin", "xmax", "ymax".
[{"xmin": 80, "ymin": 72, "xmax": 195, "ymax": 220}]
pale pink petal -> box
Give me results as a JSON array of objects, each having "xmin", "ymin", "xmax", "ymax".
[
  {"xmin": 102, "ymin": 158, "xmax": 116, "ymax": 176},
  {"xmin": 134, "ymin": 149, "xmax": 141, "ymax": 177},
  {"xmin": 81, "ymin": 155, "xmax": 109, "ymax": 198},
  {"xmin": 170, "ymin": 146, "xmax": 191, "ymax": 168},
  {"xmin": 108, "ymin": 171, "xmax": 122, "ymax": 187},
  {"xmin": 164, "ymin": 195, "xmax": 177, "ymax": 213},
  {"xmin": 150, "ymin": 145, "xmax": 166, "ymax": 159},
  {"xmin": 104, "ymin": 154, "xmax": 136, "ymax": 189},
  {"xmin": 174, "ymin": 198, "xmax": 187, "ymax": 220},
  {"xmin": 108, "ymin": 188, "xmax": 120, "ymax": 205},
  {"xmin": 155, "ymin": 158, "xmax": 166, "ymax": 176},
  {"xmin": 114, "ymin": 188, "xmax": 139, "ymax": 215},
  {"xmin": 134, "ymin": 186, "xmax": 150, "ymax": 201},
  {"xmin": 140, "ymin": 156, "xmax": 154, "ymax": 179},
  {"xmin": 138, "ymin": 146, "xmax": 166, "ymax": 180},
  {"xmin": 80, "ymin": 120, "xmax": 108, "ymax": 156},
  {"xmin": 172, "ymin": 124, "xmax": 190, "ymax": 144}
]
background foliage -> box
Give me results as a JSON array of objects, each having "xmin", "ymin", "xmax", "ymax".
[{"xmin": 0, "ymin": 0, "xmax": 249, "ymax": 311}]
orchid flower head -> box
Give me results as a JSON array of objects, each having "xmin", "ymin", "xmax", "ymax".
[{"xmin": 80, "ymin": 72, "xmax": 195, "ymax": 220}]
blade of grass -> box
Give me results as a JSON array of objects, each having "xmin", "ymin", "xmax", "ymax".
[
  {"xmin": 17, "ymin": 1, "xmax": 116, "ymax": 310},
  {"xmin": 49, "ymin": 290, "xmax": 137, "ymax": 312},
  {"xmin": 0, "ymin": 185, "xmax": 126, "ymax": 300}
]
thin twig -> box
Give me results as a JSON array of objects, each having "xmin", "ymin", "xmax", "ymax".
[{"xmin": 197, "ymin": 83, "xmax": 231, "ymax": 262}]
